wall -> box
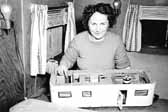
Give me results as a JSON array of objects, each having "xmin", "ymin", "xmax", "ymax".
[
  {"xmin": 0, "ymin": 0, "xmax": 22, "ymax": 64},
  {"xmin": 0, "ymin": 0, "xmax": 168, "ymax": 102},
  {"xmin": 0, "ymin": 0, "xmax": 72, "ymax": 105},
  {"xmin": 131, "ymin": 0, "xmax": 168, "ymax": 5},
  {"xmin": 0, "ymin": 0, "xmax": 23, "ymax": 110}
]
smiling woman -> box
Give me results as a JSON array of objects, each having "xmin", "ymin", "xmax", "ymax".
[
  {"xmin": 88, "ymin": 12, "xmax": 109, "ymax": 41},
  {"xmin": 57, "ymin": 3, "xmax": 131, "ymax": 76}
]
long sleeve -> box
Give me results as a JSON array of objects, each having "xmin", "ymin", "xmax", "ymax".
[
  {"xmin": 60, "ymin": 38, "xmax": 79, "ymax": 69},
  {"xmin": 114, "ymin": 38, "xmax": 131, "ymax": 69}
]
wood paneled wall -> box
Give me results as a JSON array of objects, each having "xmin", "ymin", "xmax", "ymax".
[{"xmin": 0, "ymin": 0, "xmax": 71, "ymax": 111}]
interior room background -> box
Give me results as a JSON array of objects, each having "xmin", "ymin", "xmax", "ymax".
[{"xmin": 0, "ymin": 0, "xmax": 168, "ymax": 110}]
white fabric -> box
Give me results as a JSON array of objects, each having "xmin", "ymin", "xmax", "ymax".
[
  {"xmin": 9, "ymin": 99, "xmax": 96, "ymax": 112},
  {"xmin": 30, "ymin": 4, "xmax": 48, "ymax": 76},
  {"xmin": 64, "ymin": 2, "xmax": 76, "ymax": 52},
  {"xmin": 122, "ymin": 4, "xmax": 140, "ymax": 52}
]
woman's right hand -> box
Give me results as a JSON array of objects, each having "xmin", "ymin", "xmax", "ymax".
[{"xmin": 57, "ymin": 65, "xmax": 68, "ymax": 76}]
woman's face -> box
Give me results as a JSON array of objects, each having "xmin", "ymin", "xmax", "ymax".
[{"xmin": 88, "ymin": 12, "xmax": 109, "ymax": 40}]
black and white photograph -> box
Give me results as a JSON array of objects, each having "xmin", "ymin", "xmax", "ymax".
[{"xmin": 0, "ymin": 0, "xmax": 168, "ymax": 112}]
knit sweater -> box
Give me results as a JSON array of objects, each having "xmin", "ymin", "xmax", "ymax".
[{"xmin": 60, "ymin": 31, "xmax": 130, "ymax": 70}]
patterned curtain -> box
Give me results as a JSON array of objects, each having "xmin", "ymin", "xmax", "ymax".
[
  {"xmin": 122, "ymin": 4, "xmax": 140, "ymax": 52},
  {"xmin": 30, "ymin": 4, "xmax": 48, "ymax": 76}
]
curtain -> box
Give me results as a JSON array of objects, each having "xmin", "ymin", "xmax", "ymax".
[
  {"xmin": 64, "ymin": 2, "xmax": 76, "ymax": 52},
  {"xmin": 122, "ymin": 4, "xmax": 140, "ymax": 52},
  {"xmin": 30, "ymin": 4, "xmax": 48, "ymax": 76}
]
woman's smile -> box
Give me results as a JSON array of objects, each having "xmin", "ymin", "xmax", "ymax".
[{"xmin": 88, "ymin": 12, "xmax": 109, "ymax": 40}]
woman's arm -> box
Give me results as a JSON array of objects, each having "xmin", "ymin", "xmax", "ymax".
[
  {"xmin": 114, "ymin": 38, "xmax": 131, "ymax": 69},
  {"xmin": 59, "ymin": 38, "xmax": 79, "ymax": 69}
]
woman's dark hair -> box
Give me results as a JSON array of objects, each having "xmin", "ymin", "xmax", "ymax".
[{"xmin": 82, "ymin": 3, "xmax": 117, "ymax": 31}]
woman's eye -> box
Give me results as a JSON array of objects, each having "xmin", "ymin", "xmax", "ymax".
[
  {"xmin": 92, "ymin": 23, "xmax": 96, "ymax": 25},
  {"xmin": 101, "ymin": 23, "xmax": 106, "ymax": 25}
]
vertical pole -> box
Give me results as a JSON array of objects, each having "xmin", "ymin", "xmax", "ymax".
[
  {"xmin": 21, "ymin": 0, "xmax": 27, "ymax": 99},
  {"xmin": 165, "ymin": 23, "xmax": 168, "ymax": 48}
]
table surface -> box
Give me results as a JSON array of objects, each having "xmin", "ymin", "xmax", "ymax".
[
  {"xmin": 84, "ymin": 99, "xmax": 168, "ymax": 112},
  {"xmin": 10, "ymin": 98, "xmax": 168, "ymax": 112}
]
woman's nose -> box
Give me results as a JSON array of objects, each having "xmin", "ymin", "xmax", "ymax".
[{"xmin": 95, "ymin": 25, "xmax": 101, "ymax": 32}]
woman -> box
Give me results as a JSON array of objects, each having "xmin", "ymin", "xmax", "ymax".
[{"xmin": 57, "ymin": 3, "xmax": 131, "ymax": 76}]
